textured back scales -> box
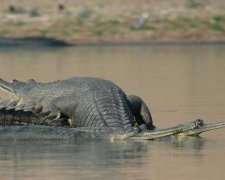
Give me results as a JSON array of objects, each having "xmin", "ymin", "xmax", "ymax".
[
  {"xmin": 0, "ymin": 77, "xmax": 134, "ymax": 131},
  {"xmin": 71, "ymin": 78, "xmax": 133, "ymax": 131}
]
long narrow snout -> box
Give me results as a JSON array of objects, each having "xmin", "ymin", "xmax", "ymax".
[
  {"xmin": 179, "ymin": 120, "xmax": 225, "ymax": 136},
  {"xmin": 134, "ymin": 119, "xmax": 204, "ymax": 140},
  {"xmin": 134, "ymin": 119, "xmax": 225, "ymax": 140}
]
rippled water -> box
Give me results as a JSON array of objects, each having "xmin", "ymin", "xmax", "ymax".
[{"xmin": 0, "ymin": 44, "xmax": 225, "ymax": 179}]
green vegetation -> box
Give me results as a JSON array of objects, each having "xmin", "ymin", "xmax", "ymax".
[
  {"xmin": 180, "ymin": 17, "xmax": 197, "ymax": 28},
  {"xmin": 77, "ymin": 8, "xmax": 92, "ymax": 25},
  {"xmin": 91, "ymin": 28, "xmax": 104, "ymax": 36},
  {"xmin": 131, "ymin": 25, "xmax": 156, "ymax": 31},
  {"xmin": 79, "ymin": 8, "xmax": 92, "ymax": 20},
  {"xmin": 107, "ymin": 18, "xmax": 120, "ymax": 26},
  {"xmin": 0, "ymin": 29, "xmax": 7, "ymax": 35},
  {"xmin": 29, "ymin": 8, "xmax": 40, "ymax": 17},
  {"xmin": 15, "ymin": 21, "xmax": 25, "ymax": 26},
  {"xmin": 94, "ymin": 17, "xmax": 120, "ymax": 27},
  {"xmin": 8, "ymin": 6, "xmax": 26, "ymax": 14},
  {"xmin": 208, "ymin": 24, "xmax": 224, "ymax": 32},
  {"xmin": 186, "ymin": 0, "xmax": 201, "ymax": 8},
  {"xmin": 213, "ymin": 15, "xmax": 225, "ymax": 23},
  {"xmin": 1, "ymin": 1, "xmax": 225, "ymax": 44},
  {"xmin": 153, "ymin": 18, "xmax": 162, "ymax": 24},
  {"xmin": 7, "ymin": 5, "xmax": 40, "ymax": 17},
  {"xmin": 89, "ymin": 17, "xmax": 120, "ymax": 35},
  {"xmin": 40, "ymin": 29, "xmax": 49, "ymax": 36}
]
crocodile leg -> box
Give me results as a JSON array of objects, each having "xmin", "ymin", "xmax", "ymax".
[
  {"xmin": 0, "ymin": 108, "xmax": 37, "ymax": 126},
  {"xmin": 4, "ymin": 109, "xmax": 14, "ymax": 125},
  {"xmin": 0, "ymin": 100, "xmax": 11, "ymax": 126},
  {"xmin": 0, "ymin": 100, "xmax": 70, "ymax": 126}
]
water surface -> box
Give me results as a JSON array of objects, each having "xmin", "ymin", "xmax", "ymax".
[{"xmin": 0, "ymin": 45, "xmax": 225, "ymax": 179}]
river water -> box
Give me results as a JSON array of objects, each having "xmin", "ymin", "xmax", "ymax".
[{"xmin": 0, "ymin": 44, "xmax": 225, "ymax": 179}]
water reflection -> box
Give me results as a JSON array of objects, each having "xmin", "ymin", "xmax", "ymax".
[
  {"xmin": 0, "ymin": 136, "xmax": 207, "ymax": 180},
  {"xmin": 0, "ymin": 140, "xmax": 149, "ymax": 179},
  {"xmin": 0, "ymin": 45, "xmax": 225, "ymax": 179},
  {"xmin": 149, "ymin": 136, "xmax": 205, "ymax": 156}
]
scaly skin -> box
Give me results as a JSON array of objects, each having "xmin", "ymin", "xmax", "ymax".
[
  {"xmin": 0, "ymin": 77, "xmax": 154, "ymax": 130},
  {"xmin": 0, "ymin": 77, "xmax": 225, "ymax": 140}
]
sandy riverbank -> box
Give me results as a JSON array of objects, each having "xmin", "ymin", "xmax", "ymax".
[{"xmin": 0, "ymin": 0, "xmax": 225, "ymax": 45}]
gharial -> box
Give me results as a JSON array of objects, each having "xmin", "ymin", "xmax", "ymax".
[{"xmin": 0, "ymin": 77, "xmax": 225, "ymax": 140}]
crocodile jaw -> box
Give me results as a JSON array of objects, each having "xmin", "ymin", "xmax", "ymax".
[
  {"xmin": 132, "ymin": 119, "xmax": 203, "ymax": 140},
  {"xmin": 179, "ymin": 121, "xmax": 225, "ymax": 136},
  {"xmin": 131, "ymin": 119, "xmax": 225, "ymax": 140}
]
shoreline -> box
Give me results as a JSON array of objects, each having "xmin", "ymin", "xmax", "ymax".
[
  {"xmin": 0, "ymin": 36, "xmax": 70, "ymax": 47},
  {"xmin": 0, "ymin": 1, "xmax": 225, "ymax": 47},
  {"xmin": 1, "ymin": 36, "xmax": 225, "ymax": 48}
]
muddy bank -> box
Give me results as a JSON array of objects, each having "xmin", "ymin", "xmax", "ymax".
[
  {"xmin": 0, "ymin": 0, "xmax": 225, "ymax": 45},
  {"xmin": 0, "ymin": 37, "xmax": 70, "ymax": 47}
]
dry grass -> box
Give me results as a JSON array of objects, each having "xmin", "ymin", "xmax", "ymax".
[{"xmin": 0, "ymin": 0, "xmax": 225, "ymax": 44}]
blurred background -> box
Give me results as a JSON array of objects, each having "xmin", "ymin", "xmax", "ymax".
[
  {"xmin": 0, "ymin": 0, "xmax": 225, "ymax": 44},
  {"xmin": 0, "ymin": 1, "xmax": 225, "ymax": 180}
]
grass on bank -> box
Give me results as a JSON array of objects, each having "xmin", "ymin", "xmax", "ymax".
[{"xmin": 0, "ymin": 4, "xmax": 225, "ymax": 42}]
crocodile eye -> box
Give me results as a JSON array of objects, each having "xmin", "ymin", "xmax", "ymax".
[{"xmin": 195, "ymin": 119, "xmax": 204, "ymax": 127}]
